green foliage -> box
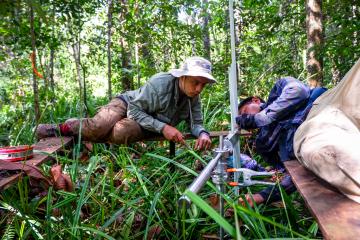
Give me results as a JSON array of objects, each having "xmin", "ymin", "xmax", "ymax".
[{"xmin": 0, "ymin": 0, "xmax": 358, "ymax": 238}]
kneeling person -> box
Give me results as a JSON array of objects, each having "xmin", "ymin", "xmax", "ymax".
[{"xmin": 37, "ymin": 57, "xmax": 215, "ymax": 150}]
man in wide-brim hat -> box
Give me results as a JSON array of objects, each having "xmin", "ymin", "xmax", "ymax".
[{"xmin": 37, "ymin": 56, "xmax": 216, "ymax": 150}]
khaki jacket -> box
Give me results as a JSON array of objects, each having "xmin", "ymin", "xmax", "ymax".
[{"xmin": 294, "ymin": 58, "xmax": 360, "ymax": 203}]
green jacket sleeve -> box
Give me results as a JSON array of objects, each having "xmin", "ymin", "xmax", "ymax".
[
  {"xmin": 127, "ymin": 83, "xmax": 166, "ymax": 133},
  {"xmin": 188, "ymin": 97, "xmax": 208, "ymax": 137}
]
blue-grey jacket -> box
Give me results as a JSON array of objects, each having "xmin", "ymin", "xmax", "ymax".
[
  {"xmin": 255, "ymin": 77, "xmax": 326, "ymax": 159},
  {"xmin": 120, "ymin": 72, "xmax": 207, "ymax": 137},
  {"xmin": 255, "ymin": 77, "xmax": 310, "ymax": 156}
]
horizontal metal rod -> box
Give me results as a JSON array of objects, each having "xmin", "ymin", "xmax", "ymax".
[
  {"xmin": 178, "ymin": 152, "xmax": 222, "ymax": 208},
  {"xmin": 188, "ymin": 152, "xmax": 222, "ymax": 193}
]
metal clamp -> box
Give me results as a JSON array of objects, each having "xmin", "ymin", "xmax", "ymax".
[{"xmin": 227, "ymin": 168, "xmax": 275, "ymax": 187}]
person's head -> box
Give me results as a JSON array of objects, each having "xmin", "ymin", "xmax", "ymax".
[
  {"xmin": 170, "ymin": 56, "xmax": 216, "ymax": 97},
  {"xmin": 238, "ymin": 96, "xmax": 264, "ymax": 115}
]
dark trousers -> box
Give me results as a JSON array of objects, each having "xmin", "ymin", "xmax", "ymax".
[{"xmin": 258, "ymin": 131, "xmax": 296, "ymax": 203}]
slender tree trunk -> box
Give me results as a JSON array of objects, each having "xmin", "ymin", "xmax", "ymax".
[
  {"xmin": 49, "ymin": 48, "xmax": 55, "ymax": 97},
  {"xmin": 37, "ymin": 50, "xmax": 48, "ymax": 90},
  {"xmin": 202, "ymin": 0, "xmax": 211, "ymax": 61},
  {"xmin": 107, "ymin": 0, "xmax": 113, "ymax": 100},
  {"xmin": 119, "ymin": 1, "xmax": 133, "ymax": 91},
  {"xmin": 234, "ymin": 0, "xmax": 241, "ymax": 86},
  {"xmin": 49, "ymin": 1, "xmax": 55, "ymax": 101},
  {"xmin": 82, "ymin": 64, "xmax": 89, "ymax": 115},
  {"xmin": 169, "ymin": 28, "xmax": 179, "ymax": 66},
  {"xmin": 306, "ymin": 0, "xmax": 324, "ymax": 87},
  {"xmin": 352, "ymin": 2, "xmax": 358, "ymax": 53},
  {"xmin": 72, "ymin": 40, "xmax": 84, "ymax": 108},
  {"xmin": 30, "ymin": 4, "xmax": 40, "ymax": 123},
  {"xmin": 120, "ymin": 38, "xmax": 133, "ymax": 91},
  {"xmin": 190, "ymin": 13, "xmax": 196, "ymax": 55}
]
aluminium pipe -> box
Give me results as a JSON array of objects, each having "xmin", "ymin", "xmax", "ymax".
[{"xmin": 178, "ymin": 152, "xmax": 222, "ymax": 208}]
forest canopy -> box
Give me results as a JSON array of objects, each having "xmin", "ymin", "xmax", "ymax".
[{"xmin": 1, "ymin": 0, "xmax": 358, "ymax": 145}]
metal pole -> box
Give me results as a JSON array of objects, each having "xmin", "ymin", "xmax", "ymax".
[
  {"xmin": 228, "ymin": 0, "xmax": 241, "ymax": 195},
  {"xmin": 217, "ymin": 136, "xmax": 226, "ymax": 240},
  {"xmin": 178, "ymin": 152, "xmax": 222, "ymax": 208}
]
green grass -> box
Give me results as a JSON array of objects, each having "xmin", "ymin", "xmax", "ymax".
[
  {"xmin": 0, "ymin": 143, "xmax": 321, "ymax": 239},
  {"xmin": 0, "ymin": 98, "xmax": 321, "ymax": 239}
]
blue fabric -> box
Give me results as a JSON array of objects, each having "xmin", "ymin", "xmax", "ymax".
[
  {"xmin": 227, "ymin": 154, "xmax": 266, "ymax": 172},
  {"xmin": 254, "ymin": 77, "xmax": 310, "ymax": 156},
  {"xmin": 255, "ymin": 77, "xmax": 326, "ymax": 160},
  {"xmin": 255, "ymin": 83, "xmax": 327, "ymax": 203}
]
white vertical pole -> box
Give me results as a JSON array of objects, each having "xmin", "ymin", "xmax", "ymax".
[{"xmin": 228, "ymin": 0, "xmax": 241, "ymax": 195}]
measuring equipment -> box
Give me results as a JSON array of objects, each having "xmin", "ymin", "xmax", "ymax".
[
  {"xmin": 227, "ymin": 168, "xmax": 275, "ymax": 187},
  {"xmin": 0, "ymin": 145, "xmax": 34, "ymax": 162}
]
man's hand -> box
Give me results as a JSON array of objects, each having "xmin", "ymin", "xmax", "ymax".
[
  {"xmin": 236, "ymin": 114, "xmax": 258, "ymax": 129},
  {"xmin": 239, "ymin": 193, "xmax": 264, "ymax": 208},
  {"xmin": 194, "ymin": 132, "xmax": 212, "ymax": 150},
  {"xmin": 162, "ymin": 124, "xmax": 185, "ymax": 144}
]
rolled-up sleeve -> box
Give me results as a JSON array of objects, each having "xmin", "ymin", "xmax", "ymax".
[
  {"xmin": 127, "ymin": 83, "xmax": 166, "ymax": 133},
  {"xmin": 254, "ymin": 79, "xmax": 310, "ymax": 127}
]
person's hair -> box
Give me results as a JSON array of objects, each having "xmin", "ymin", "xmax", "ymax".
[{"xmin": 238, "ymin": 96, "xmax": 265, "ymax": 111}]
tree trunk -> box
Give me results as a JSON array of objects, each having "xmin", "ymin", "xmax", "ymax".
[
  {"xmin": 72, "ymin": 40, "xmax": 84, "ymax": 109},
  {"xmin": 352, "ymin": 2, "xmax": 358, "ymax": 51},
  {"xmin": 202, "ymin": 0, "xmax": 211, "ymax": 61},
  {"xmin": 120, "ymin": 38, "xmax": 133, "ymax": 91},
  {"xmin": 107, "ymin": 0, "xmax": 113, "ymax": 100},
  {"xmin": 30, "ymin": 4, "xmax": 40, "ymax": 123},
  {"xmin": 49, "ymin": 48, "xmax": 55, "ymax": 98},
  {"xmin": 37, "ymin": 50, "xmax": 48, "ymax": 90},
  {"xmin": 306, "ymin": 0, "xmax": 324, "ymax": 87},
  {"xmin": 49, "ymin": 1, "xmax": 55, "ymax": 101},
  {"xmin": 82, "ymin": 64, "xmax": 89, "ymax": 116},
  {"xmin": 119, "ymin": 1, "xmax": 133, "ymax": 91}
]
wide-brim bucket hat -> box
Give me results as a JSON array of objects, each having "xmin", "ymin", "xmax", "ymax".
[{"xmin": 169, "ymin": 56, "xmax": 217, "ymax": 84}]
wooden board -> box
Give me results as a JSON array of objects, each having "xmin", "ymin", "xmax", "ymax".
[
  {"xmin": 0, "ymin": 137, "xmax": 73, "ymax": 190},
  {"xmin": 284, "ymin": 160, "xmax": 360, "ymax": 240},
  {"xmin": 144, "ymin": 130, "xmax": 251, "ymax": 141},
  {"xmin": 28, "ymin": 136, "xmax": 73, "ymax": 166}
]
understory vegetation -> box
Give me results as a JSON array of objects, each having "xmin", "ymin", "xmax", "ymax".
[{"xmin": 0, "ymin": 0, "xmax": 359, "ymax": 239}]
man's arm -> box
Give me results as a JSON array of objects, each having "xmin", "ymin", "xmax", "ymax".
[
  {"xmin": 188, "ymin": 97, "xmax": 212, "ymax": 150},
  {"xmin": 254, "ymin": 78, "xmax": 310, "ymax": 127},
  {"xmin": 188, "ymin": 96, "xmax": 208, "ymax": 137}
]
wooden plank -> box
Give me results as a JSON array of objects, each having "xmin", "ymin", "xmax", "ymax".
[
  {"xmin": 27, "ymin": 136, "xmax": 73, "ymax": 166},
  {"xmin": 0, "ymin": 173, "xmax": 22, "ymax": 190},
  {"xmin": 144, "ymin": 130, "xmax": 251, "ymax": 141},
  {"xmin": 0, "ymin": 137, "xmax": 73, "ymax": 190},
  {"xmin": 284, "ymin": 160, "xmax": 360, "ymax": 240}
]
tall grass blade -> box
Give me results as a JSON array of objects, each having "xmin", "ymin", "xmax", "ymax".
[
  {"xmin": 71, "ymin": 156, "xmax": 99, "ymax": 238},
  {"xmin": 185, "ymin": 191, "xmax": 236, "ymax": 238},
  {"xmin": 233, "ymin": 203, "xmax": 245, "ymax": 240},
  {"xmin": 45, "ymin": 187, "xmax": 53, "ymax": 239},
  {"xmin": 233, "ymin": 204, "xmax": 309, "ymax": 239},
  {"xmin": 0, "ymin": 201, "xmax": 43, "ymax": 239},
  {"xmin": 129, "ymin": 158, "xmax": 149, "ymax": 196},
  {"xmin": 121, "ymin": 211, "xmax": 135, "ymax": 239},
  {"xmin": 75, "ymin": 227, "xmax": 115, "ymax": 240},
  {"xmin": 144, "ymin": 191, "xmax": 161, "ymax": 240}
]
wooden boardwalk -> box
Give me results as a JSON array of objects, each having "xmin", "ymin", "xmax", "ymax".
[{"xmin": 285, "ymin": 160, "xmax": 360, "ymax": 240}]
